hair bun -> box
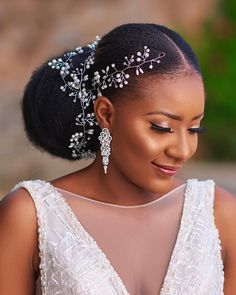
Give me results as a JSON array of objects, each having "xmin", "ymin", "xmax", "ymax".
[{"xmin": 22, "ymin": 50, "xmax": 100, "ymax": 160}]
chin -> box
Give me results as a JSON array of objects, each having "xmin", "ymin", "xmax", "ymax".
[
  {"xmin": 138, "ymin": 174, "xmax": 175, "ymax": 194},
  {"xmin": 153, "ymin": 179, "xmax": 174, "ymax": 194}
]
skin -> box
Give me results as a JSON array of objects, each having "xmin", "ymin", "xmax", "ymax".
[
  {"xmin": 0, "ymin": 72, "xmax": 236, "ymax": 294},
  {"xmin": 53, "ymin": 73, "xmax": 205, "ymax": 205}
]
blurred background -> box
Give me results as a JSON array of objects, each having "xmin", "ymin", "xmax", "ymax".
[{"xmin": 0, "ymin": 0, "xmax": 235, "ymax": 196}]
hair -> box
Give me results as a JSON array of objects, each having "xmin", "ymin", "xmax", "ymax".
[{"xmin": 22, "ymin": 23, "xmax": 202, "ymax": 160}]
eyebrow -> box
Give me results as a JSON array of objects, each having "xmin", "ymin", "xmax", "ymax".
[{"xmin": 144, "ymin": 111, "xmax": 204, "ymax": 121}]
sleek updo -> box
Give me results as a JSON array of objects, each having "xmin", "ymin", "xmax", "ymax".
[{"xmin": 22, "ymin": 23, "xmax": 201, "ymax": 160}]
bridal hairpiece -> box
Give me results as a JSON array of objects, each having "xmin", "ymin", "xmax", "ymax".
[{"xmin": 48, "ymin": 37, "xmax": 166, "ymax": 159}]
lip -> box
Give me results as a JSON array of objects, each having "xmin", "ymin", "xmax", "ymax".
[{"xmin": 151, "ymin": 162, "xmax": 181, "ymax": 176}]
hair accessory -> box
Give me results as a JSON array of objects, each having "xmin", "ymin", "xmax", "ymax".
[
  {"xmin": 48, "ymin": 37, "xmax": 100, "ymax": 159},
  {"xmin": 98, "ymin": 128, "xmax": 112, "ymax": 174},
  {"xmin": 48, "ymin": 38, "xmax": 166, "ymax": 159}
]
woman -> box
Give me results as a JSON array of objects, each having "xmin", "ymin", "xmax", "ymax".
[{"xmin": 0, "ymin": 23, "xmax": 235, "ymax": 295}]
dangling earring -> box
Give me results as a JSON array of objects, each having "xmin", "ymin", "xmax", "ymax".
[{"xmin": 98, "ymin": 128, "xmax": 112, "ymax": 174}]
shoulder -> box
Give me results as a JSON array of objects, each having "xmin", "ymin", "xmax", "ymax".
[
  {"xmin": 213, "ymin": 184, "xmax": 236, "ymax": 262},
  {"xmin": 214, "ymin": 184, "xmax": 236, "ymax": 232},
  {"xmin": 213, "ymin": 185, "xmax": 236, "ymax": 293},
  {"xmin": 0, "ymin": 187, "xmax": 39, "ymax": 273},
  {"xmin": 214, "ymin": 185, "xmax": 236, "ymax": 213},
  {"xmin": 0, "ymin": 179, "xmax": 56, "ymax": 220},
  {"xmin": 0, "ymin": 186, "xmax": 38, "ymax": 230}
]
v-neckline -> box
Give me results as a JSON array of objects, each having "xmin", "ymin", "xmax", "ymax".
[{"xmin": 46, "ymin": 179, "xmax": 193, "ymax": 295}]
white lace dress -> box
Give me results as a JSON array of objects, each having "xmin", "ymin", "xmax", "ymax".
[{"xmin": 13, "ymin": 179, "xmax": 224, "ymax": 295}]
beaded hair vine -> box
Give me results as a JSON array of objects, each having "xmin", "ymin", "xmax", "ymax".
[{"xmin": 48, "ymin": 37, "xmax": 166, "ymax": 159}]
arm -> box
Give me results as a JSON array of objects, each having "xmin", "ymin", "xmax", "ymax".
[
  {"xmin": 214, "ymin": 186, "xmax": 236, "ymax": 294},
  {"xmin": 0, "ymin": 188, "xmax": 39, "ymax": 295}
]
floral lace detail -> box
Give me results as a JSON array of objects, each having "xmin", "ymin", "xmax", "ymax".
[
  {"xmin": 13, "ymin": 181, "xmax": 48, "ymax": 294},
  {"xmin": 14, "ymin": 180, "xmax": 129, "ymax": 295},
  {"xmin": 160, "ymin": 179, "xmax": 224, "ymax": 295},
  {"xmin": 13, "ymin": 179, "xmax": 224, "ymax": 295}
]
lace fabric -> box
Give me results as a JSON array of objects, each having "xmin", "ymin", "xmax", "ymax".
[{"xmin": 13, "ymin": 179, "xmax": 224, "ymax": 295}]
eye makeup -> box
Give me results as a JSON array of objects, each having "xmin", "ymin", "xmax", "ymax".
[
  {"xmin": 150, "ymin": 122, "xmax": 173, "ymax": 133},
  {"xmin": 188, "ymin": 126, "xmax": 206, "ymax": 134},
  {"xmin": 150, "ymin": 122, "xmax": 206, "ymax": 134}
]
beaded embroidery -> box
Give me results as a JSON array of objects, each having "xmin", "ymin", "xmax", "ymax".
[{"xmin": 13, "ymin": 179, "xmax": 224, "ymax": 294}]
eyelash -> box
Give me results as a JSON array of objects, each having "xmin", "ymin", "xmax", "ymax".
[
  {"xmin": 150, "ymin": 123, "xmax": 206, "ymax": 134},
  {"xmin": 150, "ymin": 123, "xmax": 173, "ymax": 133},
  {"xmin": 188, "ymin": 127, "xmax": 206, "ymax": 134}
]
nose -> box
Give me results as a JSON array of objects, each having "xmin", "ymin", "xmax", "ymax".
[{"xmin": 166, "ymin": 133, "xmax": 196, "ymax": 162}]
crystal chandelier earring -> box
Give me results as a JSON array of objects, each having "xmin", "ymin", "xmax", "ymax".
[{"xmin": 98, "ymin": 128, "xmax": 112, "ymax": 174}]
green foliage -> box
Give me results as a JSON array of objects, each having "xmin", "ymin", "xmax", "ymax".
[{"xmin": 197, "ymin": 1, "xmax": 236, "ymax": 160}]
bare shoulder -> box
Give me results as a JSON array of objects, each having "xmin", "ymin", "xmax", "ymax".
[
  {"xmin": 214, "ymin": 185, "xmax": 236, "ymax": 213},
  {"xmin": 214, "ymin": 186, "xmax": 236, "ymax": 251},
  {"xmin": 0, "ymin": 187, "xmax": 39, "ymax": 259},
  {"xmin": 0, "ymin": 187, "xmax": 39, "ymax": 292},
  {"xmin": 0, "ymin": 187, "xmax": 39, "ymax": 255},
  {"xmin": 0, "ymin": 187, "xmax": 37, "ymax": 224},
  {"xmin": 214, "ymin": 185, "xmax": 236, "ymax": 227},
  {"xmin": 213, "ymin": 185, "xmax": 236, "ymax": 261}
]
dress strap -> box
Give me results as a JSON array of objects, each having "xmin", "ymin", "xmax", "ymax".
[
  {"xmin": 202, "ymin": 180, "xmax": 225, "ymax": 280},
  {"xmin": 12, "ymin": 180, "xmax": 51, "ymax": 295},
  {"xmin": 160, "ymin": 179, "xmax": 225, "ymax": 294}
]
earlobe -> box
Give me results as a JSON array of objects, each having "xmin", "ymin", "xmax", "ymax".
[{"xmin": 94, "ymin": 96, "xmax": 115, "ymax": 129}]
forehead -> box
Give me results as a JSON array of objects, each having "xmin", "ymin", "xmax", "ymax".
[{"xmin": 120, "ymin": 74, "xmax": 205, "ymax": 119}]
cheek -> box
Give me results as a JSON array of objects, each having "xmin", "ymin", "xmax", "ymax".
[
  {"xmin": 111, "ymin": 120, "xmax": 164, "ymax": 162},
  {"xmin": 190, "ymin": 135, "xmax": 199, "ymax": 156}
]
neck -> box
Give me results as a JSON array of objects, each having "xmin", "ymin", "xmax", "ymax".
[{"xmin": 78, "ymin": 154, "xmax": 182, "ymax": 206}]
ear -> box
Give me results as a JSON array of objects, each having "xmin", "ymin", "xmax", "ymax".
[{"xmin": 93, "ymin": 96, "xmax": 115, "ymax": 129}]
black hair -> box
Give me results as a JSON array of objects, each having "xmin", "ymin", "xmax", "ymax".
[{"xmin": 22, "ymin": 23, "xmax": 202, "ymax": 160}]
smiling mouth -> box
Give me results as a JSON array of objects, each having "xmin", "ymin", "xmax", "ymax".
[{"xmin": 151, "ymin": 162, "xmax": 181, "ymax": 177}]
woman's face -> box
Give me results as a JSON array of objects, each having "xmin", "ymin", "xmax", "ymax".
[{"xmin": 109, "ymin": 73, "xmax": 205, "ymax": 193}]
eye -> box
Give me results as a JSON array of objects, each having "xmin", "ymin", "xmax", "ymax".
[
  {"xmin": 188, "ymin": 126, "xmax": 206, "ymax": 134},
  {"xmin": 150, "ymin": 122, "xmax": 173, "ymax": 133}
]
